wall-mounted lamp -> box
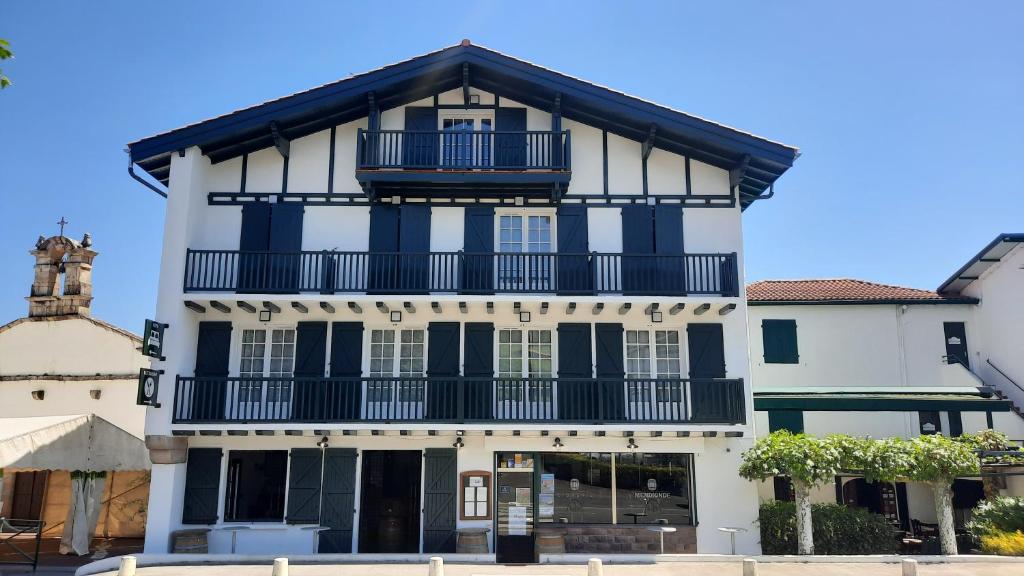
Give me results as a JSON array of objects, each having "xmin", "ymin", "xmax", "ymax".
[
  {"xmin": 553, "ymin": 437, "xmax": 564, "ymax": 450},
  {"xmin": 651, "ymin": 311, "xmax": 663, "ymax": 323},
  {"xmin": 626, "ymin": 436, "xmax": 639, "ymax": 451},
  {"xmin": 456, "ymin": 429, "xmax": 465, "ymax": 436},
  {"xmin": 89, "ymin": 389, "xmax": 102, "ymax": 400},
  {"xmin": 519, "ymin": 311, "xmax": 531, "ymax": 323},
  {"xmin": 316, "ymin": 435, "xmax": 329, "ymax": 448},
  {"xmin": 31, "ymin": 390, "xmax": 45, "ymax": 401},
  {"xmin": 453, "ymin": 437, "xmax": 465, "ymax": 449},
  {"xmin": 390, "ymin": 310, "xmax": 402, "ymax": 323},
  {"xmin": 258, "ymin": 310, "xmax": 272, "ymax": 322}
]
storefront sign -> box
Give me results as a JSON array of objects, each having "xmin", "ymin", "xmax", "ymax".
[
  {"xmin": 142, "ymin": 319, "xmax": 166, "ymax": 359},
  {"xmin": 137, "ymin": 368, "xmax": 162, "ymax": 407}
]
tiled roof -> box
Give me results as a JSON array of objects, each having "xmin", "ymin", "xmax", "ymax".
[{"xmin": 747, "ymin": 279, "xmax": 977, "ymax": 304}]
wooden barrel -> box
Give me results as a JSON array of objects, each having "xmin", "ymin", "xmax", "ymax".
[
  {"xmin": 456, "ymin": 529, "xmax": 490, "ymax": 553},
  {"xmin": 536, "ymin": 533, "xmax": 566, "ymax": 555},
  {"xmin": 171, "ymin": 529, "xmax": 209, "ymax": 553}
]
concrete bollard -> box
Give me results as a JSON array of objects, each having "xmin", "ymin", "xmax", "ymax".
[
  {"xmin": 117, "ymin": 555, "xmax": 137, "ymax": 576},
  {"xmin": 901, "ymin": 558, "xmax": 918, "ymax": 576},
  {"xmin": 429, "ymin": 556, "xmax": 445, "ymax": 576},
  {"xmin": 742, "ymin": 558, "xmax": 758, "ymax": 576},
  {"xmin": 588, "ymin": 558, "xmax": 603, "ymax": 576},
  {"xmin": 272, "ymin": 557, "xmax": 289, "ymax": 576}
]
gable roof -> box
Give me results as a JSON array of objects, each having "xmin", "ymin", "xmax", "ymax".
[
  {"xmin": 127, "ymin": 40, "xmax": 799, "ymax": 207},
  {"xmin": 0, "ymin": 314, "xmax": 141, "ymax": 343},
  {"xmin": 938, "ymin": 233, "xmax": 1024, "ymax": 296},
  {"xmin": 747, "ymin": 278, "xmax": 978, "ymax": 305}
]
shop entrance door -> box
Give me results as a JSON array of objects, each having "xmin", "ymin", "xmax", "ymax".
[
  {"xmin": 358, "ymin": 451, "xmax": 421, "ymax": 553},
  {"xmin": 495, "ymin": 452, "xmax": 536, "ymax": 563}
]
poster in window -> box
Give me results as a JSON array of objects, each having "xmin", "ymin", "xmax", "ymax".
[
  {"xmin": 515, "ymin": 487, "xmax": 531, "ymax": 505},
  {"xmin": 541, "ymin": 473, "xmax": 555, "ymax": 494},
  {"xmin": 508, "ymin": 505, "xmax": 528, "ymax": 535}
]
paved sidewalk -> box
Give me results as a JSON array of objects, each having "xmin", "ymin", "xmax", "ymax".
[{"xmin": 73, "ymin": 561, "xmax": 1022, "ymax": 576}]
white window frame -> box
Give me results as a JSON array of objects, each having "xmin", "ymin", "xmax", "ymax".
[
  {"xmin": 495, "ymin": 208, "xmax": 557, "ymax": 291},
  {"xmin": 624, "ymin": 328, "xmax": 686, "ymax": 420},
  {"xmin": 494, "ymin": 326, "xmax": 557, "ymax": 418},
  {"xmin": 438, "ymin": 110, "xmax": 494, "ymax": 168},
  {"xmin": 230, "ymin": 325, "xmax": 297, "ymax": 420},
  {"xmin": 364, "ymin": 326, "xmax": 427, "ymax": 419}
]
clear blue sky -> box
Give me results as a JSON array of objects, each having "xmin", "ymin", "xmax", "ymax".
[{"xmin": 1, "ymin": 1, "xmax": 1021, "ymax": 331}]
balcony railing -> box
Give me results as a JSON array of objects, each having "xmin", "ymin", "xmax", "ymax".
[
  {"xmin": 183, "ymin": 250, "xmax": 739, "ymax": 296},
  {"xmin": 173, "ymin": 376, "xmax": 746, "ymax": 425},
  {"xmin": 356, "ymin": 129, "xmax": 571, "ymax": 171}
]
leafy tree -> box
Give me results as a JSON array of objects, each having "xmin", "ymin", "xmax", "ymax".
[
  {"xmin": 739, "ymin": 431, "xmax": 843, "ymax": 554},
  {"xmin": 904, "ymin": 434, "xmax": 979, "ymax": 555},
  {"xmin": 0, "ymin": 39, "xmax": 12, "ymax": 88}
]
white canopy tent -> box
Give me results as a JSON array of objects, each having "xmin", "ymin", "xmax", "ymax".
[{"xmin": 0, "ymin": 414, "xmax": 150, "ymax": 555}]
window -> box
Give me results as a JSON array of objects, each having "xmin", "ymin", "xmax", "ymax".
[
  {"xmin": 762, "ymin": 319, "xmax": 799, "ymax": 364},
  {"xmin": 615, "ymin": 453, "xmax": 694, "ymax": 525},
  {"xmin": 539, "ymin": 453, "xmax": 613, "ymax": 524},
  {"xmin": 441, "ymin": 117, "xmax": 492, "ymax": 167},
  {"xmin": 919, "ymin": 411, "xmax": 942, "ymax": 435},
  {"xmin": 369, "ymin": 329, "xmax": 425, "ymax": 402},
  {"xmin": 497, "ymin": 212, "xmax": 554, "ymax": 290},
  {"xmin": 625, "ymin": 330, "xmax": 682, "ymax": 402},
  {"xmin": 239, "ymin": 328, "xmax": 295, "ymax": 403},
  {"xmin": 498, "ymin": 329, "xmax": 553, "ymax": 402},
  {"xmin": 224, "ymin": 450, "xmax": 287, "ymax": 522}
]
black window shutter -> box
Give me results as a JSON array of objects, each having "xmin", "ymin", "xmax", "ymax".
[
  {"xmin": 267, "ymin": 204, "xmax": 304, "ymax": 293},
  {"xmin": 286, "ymin": 448, "xmax": 323, "ymax": 524},
  {"xmin": 948, "ymin": 411, "xmax": 964, "ymax": 437},
  {"xmin": 399, "ymin": 204, "xmax": 431, "ymax": 293},
  {"xmin": 192, "ymin": 321, "xmax": 232, "ymax": 421},
  {"xmin": 328, "ymin": 322, "xmax": 363, "ymax": 420},
  {"xmin": 556, "ymin": 205, "xmax": 591, "ymax": 294},
  {"xmin": 462, "ymin": 206, "xmax": 494, "ymax": 293},
  {"xmin": 239, "ymin": 203, "xmax": 272, "ymax": 292},
  {"xmin": 654, "ymin": 205, "xmax": 684, "ymax": 293},
  {"xmin": 762, "ymin": 319, "xmax": 799, "ymax": 364},
  {"xmin": 319, "ymin": 448, "xmax": 357, "ymax": 553},
  {"xmin": 621, "ymin": 205, "xmax": 654, "ymax": 294},
  {"xmin": 368, "ymin": 205, "xmax": 400, "ymax": 293},
  {"xmin": 423, "ymin": 448, "xmax": 458, "ymax": 553},
  {"xmin": 557, "ymin": 323, "xmax": 593, "ymax": 421},
  {"xmin": 595, "ymin": 323, "xmax": 625, "ymax": 420},
  {"xmin": 426, "ymin": 322, "xmax": 460, "ymax": 420},
  {"xmin": 182, "ymin": 448, "xmax": 222, "ymax": 524},
  {"xmin": 403, "ymin": 107, "xmax": 438, "ymax": 167},
  {"xmin": 687, "ymin": 323, "xmax": 729, "ymax": 422},
  {"xmin": 494, "ymin": 108, "xmax": 527, "ymax": 168},
  {"xmin": 293, "ymin": 321, "xmax": 328, "ymax": 420},
  {"xmin": 464, "ymin": 322, "xmax": 494, "ymax": 419}
]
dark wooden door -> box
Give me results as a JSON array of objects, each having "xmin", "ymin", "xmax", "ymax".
[
  {"xmin": 358, "ymin": 451, "xmax": 421, "ymax": 553},
  {"xmin": 10, "ymin": 471, "xmax": 48, "ymax": 521},
  {"xmin": 423, "ymin": 448, "xmax": 458, "ymax": 553},
  {"xmin": 320, "ymin": 448, "xmax": 357, "ymax": 553},
  {"xmin": 943, "ymin": 322, "xmax": 970, "ymax": 368}
]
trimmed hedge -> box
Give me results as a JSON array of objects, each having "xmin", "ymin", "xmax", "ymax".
[{"xmin": 757, "ymin": 501, "xmax": 897, "ymax": 555}]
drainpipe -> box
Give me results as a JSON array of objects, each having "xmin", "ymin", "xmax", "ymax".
[{"xmin": 126, "ymin": 150, "xmax": 168, "ymax": 198}]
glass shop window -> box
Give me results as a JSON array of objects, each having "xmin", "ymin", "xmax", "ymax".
[
  {"xmin": 538, "ymin": 452, "xmax": 613, "ymax": 524},
  {"xmin": 615, "ymin": 453, "xmax": 693, "ymax": 525},
  {"xmin": 224, "ymin": 450, "xmax": 288, "ymax": 522}
]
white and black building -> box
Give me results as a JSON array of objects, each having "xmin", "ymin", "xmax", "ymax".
[{"xmin": 129, "ymin": 41, "xmax": 798, "ymax": 559}]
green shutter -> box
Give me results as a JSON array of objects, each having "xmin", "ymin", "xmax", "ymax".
[
  {"xmin": 182, "ymin": 448, "xmax": 222, "ymax": 524},
  {"xmin": 286, "ymin": 449, "xmax": 323, "ymax": 524},
  {"xmin": 762, "ymin": 319, "xmax": 799, "ymax": 364},
  {"xmin": 768, "ymin": 410, "xmax": 804, "ymax": 433}
]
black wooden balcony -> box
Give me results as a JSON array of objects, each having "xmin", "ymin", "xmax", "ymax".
[
  {"xmin": 183, "ymin": 250, "xmax": 739, "ymax": 296},
  {"xmin": 172, "ymin": 376, "xmax": 746, "ymax": 425},
  {"xmin": 355, "ymin": 129, "xmax": 571, "ymax": 195}
]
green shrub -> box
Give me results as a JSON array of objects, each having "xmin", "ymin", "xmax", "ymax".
[
  {"xmin": 979, "ymin": 530, "xmax": 1024, "ymax": 556},
  {"xmin": 968, "ymin": 497, "xmax": 1024, "ymax": 538},
  {"xmin": 757, "ymin": 501, "xmax": 897, "ymax": 555}
]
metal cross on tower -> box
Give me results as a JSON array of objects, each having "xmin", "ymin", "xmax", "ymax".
[{"xmin": 57, "ymin": 216, "xmax": 68, "ymax": 237}]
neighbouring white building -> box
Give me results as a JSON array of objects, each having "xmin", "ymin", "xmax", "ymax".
[
  {"xmin": 748, "ymin": 264, "xmax": 1024, "ymax": 537},
  {"xmin": 127, "ymin": 41, "xmax": 799, "ymax": 559},
  {"xmin": 0, "ymin": 233, "xmax": 151, "ymax": 555}
]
